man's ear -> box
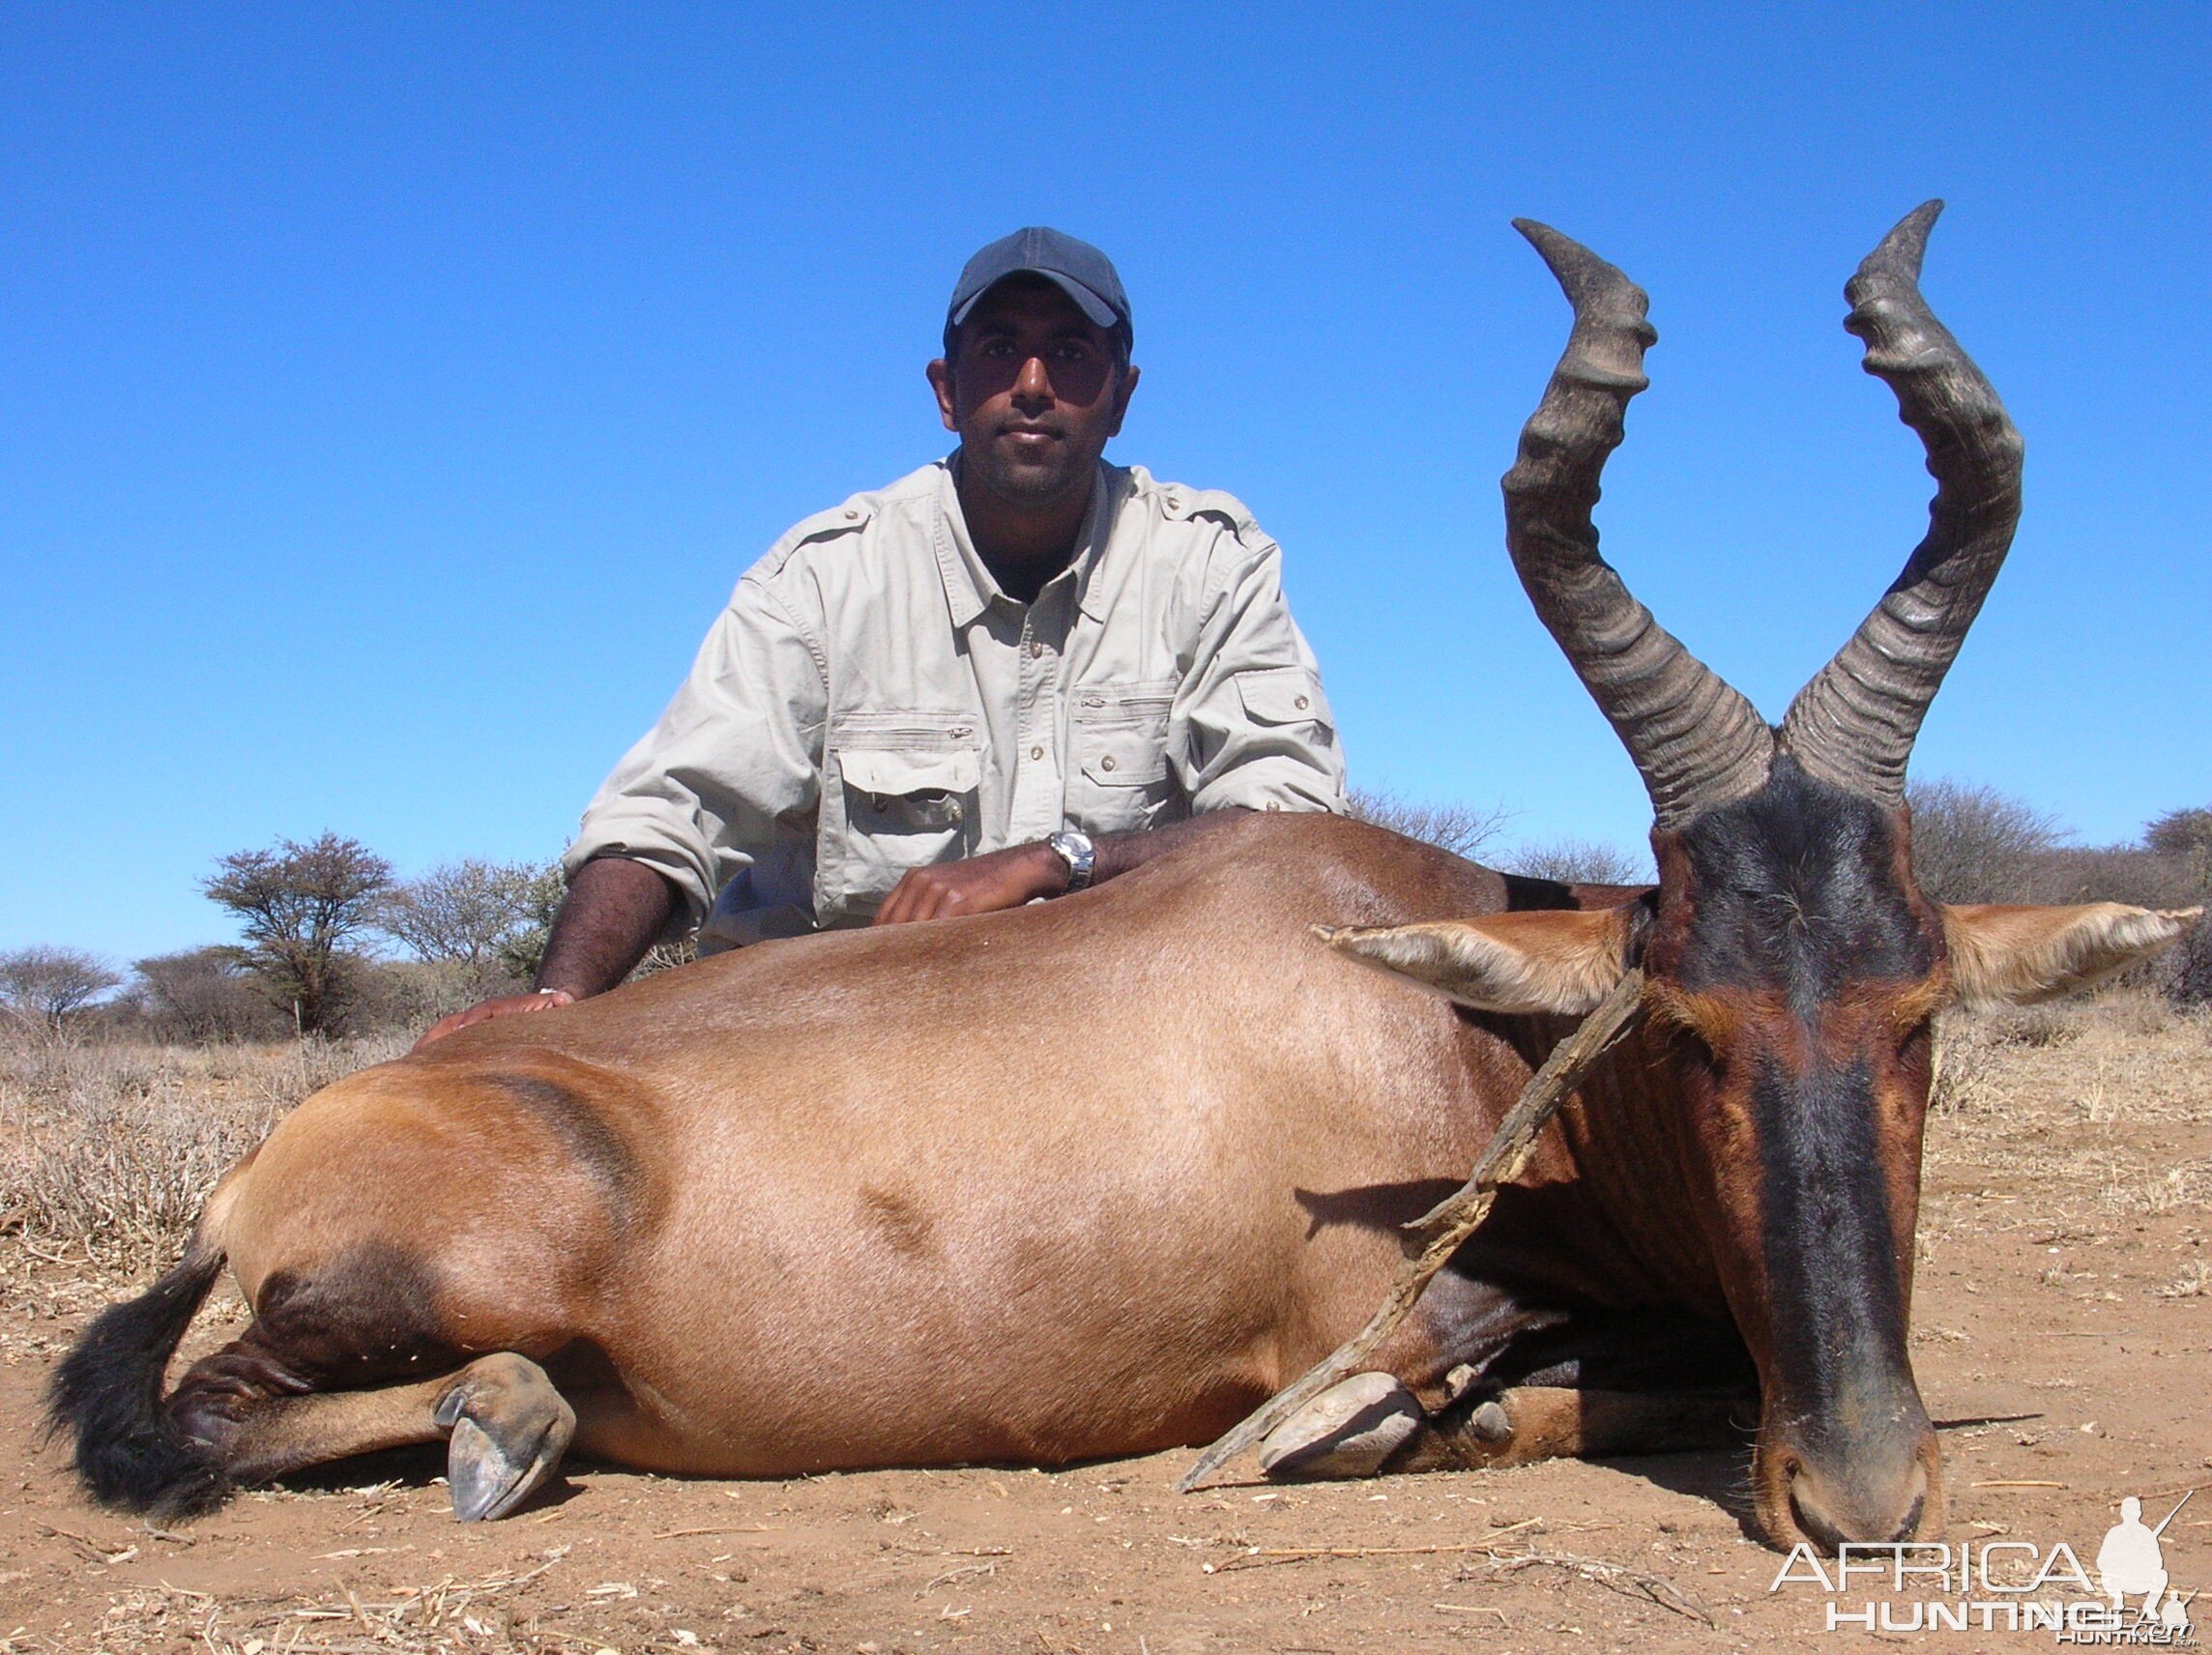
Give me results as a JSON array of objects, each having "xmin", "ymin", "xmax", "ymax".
[
  {"xmin": 927, "ymin": 357, "xmax": 958, "ymax": 432},
  {"xmin": 1943, "ymin": 903, "xmax": 2203, "ymax": 1011},
  {"xmin": 1106, "ymin": 362, "xmax": 1140, "ymax": 440},
  {"xmin": 1316, "ymin": 909, "xmax": 1631, "ymax": 1015}
]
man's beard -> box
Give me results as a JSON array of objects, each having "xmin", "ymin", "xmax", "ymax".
[{"xmin": 965, "ymin": 433, "xmax": 1091, "ymax": 508}]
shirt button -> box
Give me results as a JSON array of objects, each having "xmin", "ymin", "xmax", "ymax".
[
  {"xmin": 1031, "ymin": 745, "xmax": 1045, "ymax": 761},
  {"xmin": 1295, "ymin": 695, "xmax": 1310, "ymax": 711},
  {"xmin": 1100, "ymin": 755, "xmax": 1117, "ymax": 771},
  {"xmin": 843, "ymin": 508, "xmax": 860, "ymax": 520},
  {"xmin": 1029, "ymin": 640, "xmax": 1043, "ymax": 658}
]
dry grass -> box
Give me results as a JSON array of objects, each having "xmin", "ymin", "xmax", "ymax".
[
  {"xmin": 35, "ymin": 1549, "xmax": 591, "ymax": 1655},
  {"xmin": 0, "ymin": 1034, "xmax": 407, "ymax": 1286}
]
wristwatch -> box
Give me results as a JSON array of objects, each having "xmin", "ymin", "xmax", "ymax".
[{"xmin": 1045, "ymin": 828, "xmax": 1097, "ymax": 893}]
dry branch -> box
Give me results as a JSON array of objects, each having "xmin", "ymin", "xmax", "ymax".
[
  {"xmin": 1178, "ymin": 969, "xmax": 1645, "ymax": 1491},
  {"xmin": 1479, "ymin": 1548, "xmax": 1713, "ymax": 1625}
]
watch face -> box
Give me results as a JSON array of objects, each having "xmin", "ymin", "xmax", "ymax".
[{"xmin": 1050, "ymin": 831, "xmax": 1094, "ymax": 888}]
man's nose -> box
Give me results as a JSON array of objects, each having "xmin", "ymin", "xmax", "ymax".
[{"xmin": 1012, "ymin": 354, "xmax": 1053, "ymax": 405}]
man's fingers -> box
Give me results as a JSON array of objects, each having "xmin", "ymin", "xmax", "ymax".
[
  {"xmin": 413, "ymin": 1008, "xmax": 474, "ymax": 1052},
  {"xmin": 873, "ymin": 874, "xmax": 918, "ymax": 926},
  {"xmin": 873, "ymin": 851, "xmax": 1055, "ymax": 927},
  {"xmin": 410, "ymin": 992, "xmax": 568, "ymax": 1053}
]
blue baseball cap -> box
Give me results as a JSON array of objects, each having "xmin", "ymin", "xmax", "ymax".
[{"xmin": 945, "ymin": 226, "xmax": 1132, "ymax": 350}]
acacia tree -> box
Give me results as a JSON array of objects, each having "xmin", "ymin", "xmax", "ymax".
[
  {"xmin": 130, "ymin": 946, "xmax": 288, "ymax": 1043},
  {"xmin": 1505, "ymin": 836, "xmax": 1651, "ymax": 886},
  {"xmin": 1345, "ymin": 788, "xmax": 1513, "ymax": 861},
  {"xmin": 0, "ymin": 945, "xmax": 121, "ymax": 1035},
  {"xmin": 379, "ymin": 858, "xmax": 555, "ymax": 999},
  {"xmin": 202, "ymin": 834, "xmax": 393, "ymax": 1034},
  {"xmin": 1905, "ymin": 779, "xmax": 2066, "ymax": 904}
]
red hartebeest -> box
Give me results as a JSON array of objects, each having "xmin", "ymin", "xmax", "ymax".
[{"xmin": 50, "ymin": 204, "xmax": 2197, "ymax": 1550}]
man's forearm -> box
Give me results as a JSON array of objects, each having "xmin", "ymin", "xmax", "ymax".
[
  {"xmin": 1090, "ymin": 806, "xmax": 1251, "ymax": 886},
  {"xmin": 870, "ymin": 808, "xmax": 1254, "ymax": 926},
  {"xmin": 536, "ymin": 857, "xmax": 680, "ymax": 999}
]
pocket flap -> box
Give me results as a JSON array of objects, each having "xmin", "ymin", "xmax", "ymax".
[
  {"xmin": 1235, "ymin": 667, "xmax": 1327, "ymax": 725},
  {"xmin": 1081, "ymin": 724, "xmax": 1169, "ymax": 786},
  {"xmin": 840, "ymin": 746, "xmax": 981, "ymax": 797}
]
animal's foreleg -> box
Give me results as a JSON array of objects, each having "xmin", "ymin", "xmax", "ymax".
[
  {"xmin": 1257, "ymin": 1372, "xmax": 1426, "ymax": 1480},
  {"xmin": 1392, "ymin": 1384, "xmax": 1755, "ymax": 1471}
]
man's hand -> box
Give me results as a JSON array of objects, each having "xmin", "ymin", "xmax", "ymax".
[
  {"xmin": 411, "ymin": 857, "xmax": 678, "ymax": 1052},
  {"xmin": 411, "ymin": 989, "xmax": 575, "ymax": 1053},
  {"xmin": 872, "ymin": 841, "xmax": 1069, "ymax": 926}
]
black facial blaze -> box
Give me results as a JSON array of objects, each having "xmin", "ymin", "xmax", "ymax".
[
  {"xmin": 1749, "ymin": 1053, "xmax": 1909, "ymax": 1419},
  {"xmin": 1672, "ymin": 756, "xmax": 1933, "ymax": 1429}
]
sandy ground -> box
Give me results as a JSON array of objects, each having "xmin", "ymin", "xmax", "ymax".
[{"xmin": 1, "ymin": 1005, "xmax": 2207, "ymax": 1654}]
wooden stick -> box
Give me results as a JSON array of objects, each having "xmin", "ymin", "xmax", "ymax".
[{"xmin": 1177, "ymin": 969, "xmax": 1645, "ymax": 1492}]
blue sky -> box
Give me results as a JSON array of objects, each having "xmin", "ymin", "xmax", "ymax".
[{"xmin": 2, "ymin": 3, "xmax": 2204, "ymax": 962}]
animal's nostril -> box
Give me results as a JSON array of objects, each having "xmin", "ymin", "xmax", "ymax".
[
  {"xmin": 1787, "ymin": 1475, "xmax": 1844, "ymax": 1553},
  {"xmin": 1888, "ymin": 1493, "xmax": 1927, "ymax": 1543}
]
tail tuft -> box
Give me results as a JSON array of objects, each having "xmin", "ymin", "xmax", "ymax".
[{"xmin": 44, "ymin": 1243, "xmax": 230, "ymax": 1519}]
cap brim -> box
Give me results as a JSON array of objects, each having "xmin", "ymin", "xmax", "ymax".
[{"xmin": 950, "ymin": 270, "xmax": 1121, "ymax": 332}]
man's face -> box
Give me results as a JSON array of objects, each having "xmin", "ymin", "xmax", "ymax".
[{"xmin": 928, "ymin": 276, "xmax": 1139, "ymax": 511}]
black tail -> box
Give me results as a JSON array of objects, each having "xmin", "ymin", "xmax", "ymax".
[{"xmin": 44, "ymin": 1240, "xmax": 229, "ymax": 1518}]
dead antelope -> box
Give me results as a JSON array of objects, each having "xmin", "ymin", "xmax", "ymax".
[{"xmin": 49, "ymin": 203, "xmax": 2195, "ymax": 1551}]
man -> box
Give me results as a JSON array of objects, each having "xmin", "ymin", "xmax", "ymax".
[{"xmin": 421, "ymin": 227, "xmax": 1344, "ymax": 1047}]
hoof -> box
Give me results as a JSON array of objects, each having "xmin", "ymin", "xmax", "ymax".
[
  {"xmin": 1259, "ymin": 1372, "xmax": 1423, "ymax": 1480},
  {"xmin": 434, "ymin": 1354, "xmax": 576, "ymax": 1522},
  {"xmin": 1469, "ymin": 1399, "xmax": 1513, "ymax": 1443}
]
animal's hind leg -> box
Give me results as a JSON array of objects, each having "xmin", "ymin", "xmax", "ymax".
[
  {"xmin": 434, "ymin": 1352, "xmax": 576, "ymax": 1521},
  {"xmin": 171, "ymin": 1347, "xmax": 575, "ymax": 1522}
]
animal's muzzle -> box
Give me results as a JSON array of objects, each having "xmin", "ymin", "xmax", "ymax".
[{"xmin": 1763, "ymin": 1394, "xmax": 1941, "ymax": 1549}]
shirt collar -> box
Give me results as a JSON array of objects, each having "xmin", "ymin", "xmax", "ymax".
[{"xmin": 932, "ymin": 456, "xmax": 1120, "ymax": 627}]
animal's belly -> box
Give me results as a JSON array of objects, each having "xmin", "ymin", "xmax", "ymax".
[{"xmin": 568, "ymin": 1127, "xmax": 1417, "ymax": 1475}]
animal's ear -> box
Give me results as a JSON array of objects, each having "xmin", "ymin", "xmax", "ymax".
[
  {"xmin": 1316, "ymin": 909, "xmax": 1631, "ymax": 1015},
  {"xmin": 1943, "ymin": 903, "xmax": 2203, "ymax": 1011}
]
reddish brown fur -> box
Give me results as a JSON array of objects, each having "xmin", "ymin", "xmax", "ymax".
[{"xmin": 80, "ymin": 806, "xmax": 2190, "ymax": 1543}]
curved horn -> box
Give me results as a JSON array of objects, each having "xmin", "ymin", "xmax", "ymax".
[
  {"xmin": 1503, "ymin": 220, "xmax": 1773, "ymax": 828},
  {"xmin": 1779, "ymin": 201, "xmax": 2024, "ymax": 806}
]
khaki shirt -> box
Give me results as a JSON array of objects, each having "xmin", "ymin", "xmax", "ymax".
[{"xmin": 566, "ymin": 458, "xmax": 1346, "ymax": 944}]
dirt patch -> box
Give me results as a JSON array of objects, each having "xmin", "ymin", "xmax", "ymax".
[{"xmin": 1, "ymin": 1004, "xmax": 2207, "ymax": 1653}]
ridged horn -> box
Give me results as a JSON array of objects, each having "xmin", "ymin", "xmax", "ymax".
[
  {"xmin": 1503, "ymin": 220, "xmax": 1774, "ymax": 828},
  {"xmin": 1779, "ymin": 201, "xmax": 2024, "ymax": 806}
]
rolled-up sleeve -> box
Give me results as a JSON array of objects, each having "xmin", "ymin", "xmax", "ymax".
[
  {"xmin": 1174, "ymin": 535, "xmax": 1349, "ymax": 815},
  {"xmin": 564, "ymin": 575, "xmax": 828, "ymax": 931}
]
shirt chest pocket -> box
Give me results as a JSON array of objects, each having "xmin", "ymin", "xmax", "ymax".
[
  {"xmin": 1068, "ymin": 682, "xmax": 1180, "ymax": 833},
  {"xmin": 841, "ymin": 746, "xmax": 980, "ymax": 834},
  {"xmin": 823, "ymin": 724, "xmax": 982, "ymax": 918}
]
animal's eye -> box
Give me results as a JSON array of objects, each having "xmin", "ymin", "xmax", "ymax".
[
  {"xmin": 1898, "ymin": 1017, "xmax": 1936, "ymax": 1063},
  {"xmin": 1670, "ymin": 1020, "xmax": 1725, "ymax": 1069}
]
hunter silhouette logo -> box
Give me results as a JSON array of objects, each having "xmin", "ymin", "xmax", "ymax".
[
  {"xmin": 1766, "ymin": 1487, "xmax": 2197, "ymax": 1640},
  {"xmin": 2099, "ymin": 1495, "xmax": 2194, "ymax": 1634}
]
